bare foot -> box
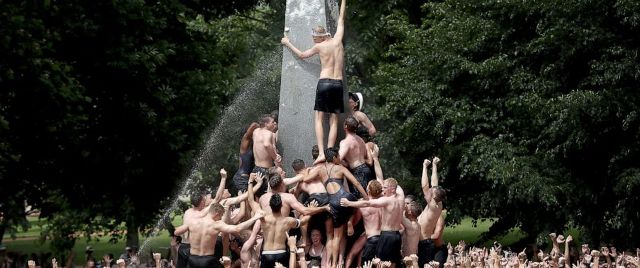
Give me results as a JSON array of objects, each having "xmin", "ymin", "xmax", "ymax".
[
  {"xmin": 347, "ymin": 221, "xmax": 354, "ymax": 236},
  {"xmin": 313, "ymin": 153, "xmax": 326, "ymax": 165}
]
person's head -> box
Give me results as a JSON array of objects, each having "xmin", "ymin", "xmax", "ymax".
[
  {"xmin": 311, "ymin": 145, "xmax": 320, "ymax": 160},
  {"xmin": 85, "ymin": 246, "xmax": 94, "ymax": 255},
  {"xmin": 405, "ymin": 195, "xmax": 416, "ymax": 210},
  {"xmin": 309, "ymin": 259, "xmax": 321, "ymax": 268},
  {"xmin": 292, "ymin": 159, "xmax": 306, "ymax": 174},
  {"xmin": 269, "ymin": 193, "xmax": 283, "ymax": 213},
  {"xmin": 86, "ymin": 257, "xmax": 96, "ymax": 268},
  {"xmin": 383, "ymin": 178, "xmax": 398, "ymax": 196},
  {"xmin": 406, "ymin": 201, "xmax": 423, "ymax": 219},
  {"xmin": 344, "ymin": 116, "xmax": 358, "ymax": 133},
  {"xmin": 426, "ymin": 186, "xmax": 446, "ymax": 205},
  {"xmin": 367, "ymin": 180, "xmax": 383, "ymax": 198},
  {"xmin": 355, "ymin": 126, "xmax": 372, "ymax": 142},
  {"xmin": 190, "ymin": 190, "xmax": 206, "ymax": 208},
  {"xmin": 268, "ymin": 171, "xmax": 285, "ymax": 192},
  {"xmin": 259, "ymin": 114, "xmax": 277, "ymax": 132},
  {"xmin": 209, "ymin": 203, "xmax": 226, "ymax": 220},
  {"xmin": 324, "ymin": 147, "xmax": 340, "ymax": 164},
  {"xmin": 348, "ymin": 92, "xmax": 361, "ymax": 111},
  {"xmin": 310, "ymin": 229, "xmax": 323, "ymax": 245},
  {"xmin": 311, "ymin": 26, "xmax": 330, "ymax": 43}
]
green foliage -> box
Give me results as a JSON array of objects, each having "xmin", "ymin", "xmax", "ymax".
[
  {"xmin": 352, "ymin": 0, "xmax": 640, "ymax": 247},
  {"xmin": 0, "ymin": 0, "xmax": 276, "ymax": 251}
]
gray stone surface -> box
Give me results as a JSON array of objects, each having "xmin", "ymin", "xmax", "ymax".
[{"xmin": 278, "ymin": 0, "xmax": 347, "ymax": 175}]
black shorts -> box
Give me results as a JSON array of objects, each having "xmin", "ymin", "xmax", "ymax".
[
  {"xmin": 176, "ymin": 243, "xmax": 190, "ymax": 268},
  {"xmin": 329, "ymin": 190, "xmax": 356, "ymax": 227},
  {"xmin": 252, "ymin": 166, "xmax": 270, "ymax": 197},
  {"xmin": 307, "ymin": 193, "xmax": 330, "ymax": 222},
  {"xmin": 361, "ymin": 235, "xmax": 380, "ymax": 264},
  {"xmin": 418, "ymin": 239, "xmax": 447, "ymax": 268},
  {"xmin": 232, "ymin": 173, "xmax": 249, "ymax": 193},
  {"xmin": 260, "ymin": 250, "xmax": 289, "ymax": 268},
  {"xmin": 188, "ymin": 255, "xmax": 220, "ymax": 268},
  {"xmin": 376, "ymin": 231, "xmax": 402, "ymax": 266},
  {"xmin": 349, "ymin": 164, "xmax": 374, "ymax": 199},
  {"xmin": 314, "ymin": 79, "xmax": 344, "ymax": 113}
]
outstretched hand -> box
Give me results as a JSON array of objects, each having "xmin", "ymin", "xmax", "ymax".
[
  {"xmin": 339, "ymin": 198, "xmax": 350, "ymax": 207},
  {"xmin": 281, "ymin": 37, "xmax": 290, "ymax": 45}
]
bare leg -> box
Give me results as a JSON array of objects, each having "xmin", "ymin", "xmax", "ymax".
[
  {"xmin": 345, "ymin": 235, "xmax": 367, "ymax": 268},
  {"xmin": 339, "ymin": 231, "xmax": 347, "ymax": 266},
  {"xmin": 314, "ymin": 111, "xmax": 326, "ymax": 164},
  {"xmin": 347, "ymin": 210, "xmax": 361, "ymax": 236},
  {"xmin": 327, "ymin": 113, "xmax": 339, "ymax": 148},
  {"xmin": 331, "ymin": 225, "xmax": 346, "ymax": 268}
]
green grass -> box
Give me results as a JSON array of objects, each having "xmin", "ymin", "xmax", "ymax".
[{"xmin": 443, "ymin": 218, "xmax": 526, "ymax": 247}]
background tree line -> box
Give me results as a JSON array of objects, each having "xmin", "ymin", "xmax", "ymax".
[{"xmin": 1, "ymin": 0, "xmax": 638, "ymax": 256}]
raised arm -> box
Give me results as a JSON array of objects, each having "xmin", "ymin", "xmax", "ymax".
[
  {"xmin": 371, "ymin": 144, "xmax": 384, "ymax": 183},
  {"xmin": 431, "ymin": 157, "xmax": 440, "ymax": 187},
  {"xmin": 240, "ymin": 123, "xmax": 259, "ymax": 153},
  {"xmin": 302, "ymin": 167, "xmax": 321, "ymax": 183},
  {"xmin": 284, "ymin": 174, "xmax": 305, "ymax": 186},
  {"xmin": 358, "ymin": 112, "xmax": 377, "ymax": 137},
  {"xmin": 334, "ymin": 0, "xmax": 347, "ymax": 41},
  {"xmin": 421, "ymin": 159, "xmax": 431, "ymax": 199},
  {"xmin": 212, "ymin": 168, "xmax": 228, "ymax": 203},
  {"xmin": 247, "ymin": 173, "xmax": 263, "ymax": 213}
]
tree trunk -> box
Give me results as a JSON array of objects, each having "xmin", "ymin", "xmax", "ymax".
[
  {"xmin": 0, "ymin": 222, "xmax": 5, "ymax": 245},
  {"xmin": 126, "ymin": 214, "xmax": 139, "ymax": 248}
]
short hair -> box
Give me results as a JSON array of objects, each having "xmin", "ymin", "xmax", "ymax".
[
  {"xmin": 190, "ymin": 190, "xmax": 205, "ymax": 207},
  {"xmin": 259, "ymin": 114, "xmax": 273, "ymax": 127},
  {"xmin": 385, "ymin": 178, "xmax": 398, "ymax": 189},
  {"xmin": 408, "ymin": 201, "xmax": 423, "ymax": 216},
  {"xmin": 312, "ymin": 26, "xmax": 327, "ymax": 35},
  {"xmin": 270, "ymin": 193, "xmax": 283, "ymax": 212},
  {"xmin": 292, "ymin": 159, "xmax": 305, "ymax": 172},
  {"xmin": 325, "ymin": 147, "xmax": 339, "ymax": 162},
  {"xmin": 269, "ymin": 173, "xmax": 283, "ymax": 190},
  {"xmin": 432, "ymin": 186, "xmax": 447, "ymax": 204},
  {"xmin": 312, "ymin": 145, "xmax": 320, "ymax": 160},
  {"xmin": 209, "ymin": 203, "xmax": 225, "ymax": 216},
  {"xmin": 355, "ymin": 126, "xmax": 371, "ymax": 142},
  {"xmin": 367, "ymin": 180, "xmax": 383, "ymax": 198},
  {"xmin": 344, "ymin": 116, "xmax": 359, "ymax": 133},
  {"xmin": 405, "ymin": 195, "xmax": 416, "ymax": 202}
]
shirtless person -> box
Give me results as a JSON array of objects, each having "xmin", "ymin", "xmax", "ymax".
[
  {"xmin": 252, "ymin": 114, "xmax": 281, "ymax": 197},
  {"xmin": 281, "ymin": 0, "xmax": 348, "ymax": 164},
  {"xmin": 259, "ymin": 193, "xmax": 313, "ymax": 268},
  {"xmin": 340, "ymin": 178, "xmax": 405, "ymax": 268},
  {"xmin": 345, "ymin": 180, "xmax": 383, "ymax": 268},
  {"xmin": 174, "ymin": 204, "xmax": 264, "ymax": 268},
  {"xmin": 339, "ymin": 116, "xmax": 374, "ymax": 199},
  {"xmin": 417, "ymin": 157, "xmax": 446, "ymax": 268},
  {"xmin": 248, "ymin": 171, "xmax": 329, "ymax": 218},
  {"xmin": 401, "ymin": 201, "xmax": 422, "ymax": 257}
]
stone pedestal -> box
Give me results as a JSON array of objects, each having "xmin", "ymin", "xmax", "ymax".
[{"xmin": 278, "ymin": 0, "xmax": 346, "ymax": 175}]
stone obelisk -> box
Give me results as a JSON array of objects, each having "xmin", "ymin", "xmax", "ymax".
[{"xmin": 278, "ymin": 0, "xmax": 346, "ymax": 175}]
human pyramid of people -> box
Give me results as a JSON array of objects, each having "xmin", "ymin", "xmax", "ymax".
[{"xmin": 171, "ymin": 0, "xmax": 449, "ymax": 267}]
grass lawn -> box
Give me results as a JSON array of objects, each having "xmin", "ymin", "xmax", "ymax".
[{"xmin": 2, "ymin": 216, "xmax": 580, "ymax": 264}]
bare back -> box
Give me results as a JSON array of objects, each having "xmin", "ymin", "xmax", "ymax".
[
  {"xmin": 380, "ymin": 195, "xmax": 404, "ymax": 231},
  {"xmin": 188, "ymin": 217, "xmax": 220, "ymax": 256},
  {"xmin": 316, "ymin": 39, "xmax": 344, "ymax": 80},
  {"xmin": 360, "ymin": 206, "xmax": 381, "ymax": 237},
  {"xmin": 339, "ymin": 133, "xmax": 367, "ymax": 169},
  {"xmin": 252, "ymin": 128, "xmax": 276, "ymax": 168},
  {"xmin": 261, "ymin": 214, "xmax": 295, "ymax": 251}
]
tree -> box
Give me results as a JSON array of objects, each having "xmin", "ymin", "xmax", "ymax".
[
  {"xmin": 0, "ymin": 0, "xmax": 276, "ymax": 251},
  {"xmin": 354, "ymin": 0, "xmax": 640, "ymax": 247}
]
